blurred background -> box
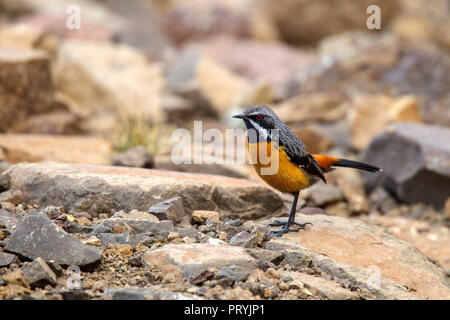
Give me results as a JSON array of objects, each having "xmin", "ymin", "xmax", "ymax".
[{"xmin": 0, "ymin": 1, "xmax": 449, "ymax": 270}]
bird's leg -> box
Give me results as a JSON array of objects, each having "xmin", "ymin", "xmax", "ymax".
[{"xmin": 268, "ymin": 191, "xmax": 312, "ymax": 237}]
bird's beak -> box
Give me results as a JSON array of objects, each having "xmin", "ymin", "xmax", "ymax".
[{"xmin": 232, "ymin": 114, "xmax": 245, "ymax": 119}]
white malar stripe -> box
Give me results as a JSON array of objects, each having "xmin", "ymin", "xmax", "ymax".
[{"xmin": 248, "ymin": 118, "xmax": 271, "ymax": 141}]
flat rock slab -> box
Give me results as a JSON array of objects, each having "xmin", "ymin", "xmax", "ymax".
[
  {"xmin": 143, "ymin": 243, "xmax": 257, "ymax": 279},
  {"xmin": 260, "ymin": 213, "xmax": 450, "ymax": 299},
  {"xmin": 0, "ymin": 134, "xmax": 111, "ymax": 165},
  {"xmin": 3, "ymin": 162, "xmax": 283, "ymax": 219},
  {"xmin": 5, "ymin": 213, "xmax": 102, "ymax": 267}
]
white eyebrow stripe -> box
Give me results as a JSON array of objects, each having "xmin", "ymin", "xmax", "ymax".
[{"xmin": 248, "ymin": 118, "xmax": 271, "ymax": 140}]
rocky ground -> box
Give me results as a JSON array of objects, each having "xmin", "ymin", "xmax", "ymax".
[{"xmin": 0, "ymin": 0, "xmax": 449, "ymax": 300}]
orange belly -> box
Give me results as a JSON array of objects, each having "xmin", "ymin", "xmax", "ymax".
[{"xmin": 248, "ymin": 141, "xmax": 312, "ymax": 193}]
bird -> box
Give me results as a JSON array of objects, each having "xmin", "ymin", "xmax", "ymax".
[{"xmin": 233, "ymin": 105, "xmax": 382, "ymax": 237}]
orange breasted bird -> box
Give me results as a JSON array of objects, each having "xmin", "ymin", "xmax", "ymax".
[{"xmin": 233, "ymin": 105, "xmax": 382, "ymax": 237}]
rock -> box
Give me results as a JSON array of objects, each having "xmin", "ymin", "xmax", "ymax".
[
  {"xmin": 94, "ymin": 232, "xmax": 152, "ymax": 249},
  {"xmin": 246, "ymin": 248, "xmax": 285, "ymax": 266},
  {"xmin": 445, "ymin": 198, "xmax": 450, "ymax": 220},
  {"xmin": 47, "ymin": 260, "xmax": 63, "ymax": 277},
  {"xmin": 293, "ymin": 124, "xmax": 335, "ymax": 154},
  {"xmin": 148, "ymin": 197, "xmax": 185, "ymax": 224},
  {"xmin": 0, "ymin": 252, "xmax": 19, "ymax": 267},
  {"xmin": 99, "ymin": 0, "xmax": 171, "ymax": 58},
  {"xmin": 15, "ymin": 0, "xmax": 124, "ymax": 41},
  {"xmin": 83, "ymin": 236, "xmax": 102, "ymax": 247},
  {"xmin": 287, "ymin": 38, "xmax": 450, "ymax": 126},
  {"xmin": 348, "ymin": 94, "xmax": 422, "ymax": 151},
  {"xmin": 369, "ymin": 187, "xmax": 398, "ymax": 214},
  {"xmin": 363, "ymin": 123, "xmax": 450, "ymax": 209},
  {"xmin": 4, "ymin": 162, "xmax": 283, "ymax": 219},
  {"xmin": 392, "ymin": 0, "xmax": 450, "ymax": 50},
  {"xmin": 256, "ymin": 0, "xmax": 398, "ymax": 45},
  {"xmin": 5, "ymin": 213, "xmax": 103, "ymax": 267},
  {"xmin": 306, "ymin": 183, "xmax": 342, "ymax": 207},
  {"xmin": 111, "ymin": 146, "xmax": 154, "ymax": 169},
  {"xmin": 217, "ymin": 265, "xmax": 249, "ymax": 282},
  {"xmin": 290, "ymin": 272, "xmax": 358, "ymax": 300},
  {"xmin": 143, "ymin": 243, "xmax": 256, "ymax": 279},
  {"xmin": 0, "ymin": 134, "xmax": 111, "ymax": 165},
  {"xmin": 0, "ymin": 189, "xmax": 22, "ymax": 205},
  {"xmin": 190, "ymin": 270, "xmax": 215, "ymax": 285},
  {"xmin": 274, "ymin": 93, "xmax": 345, "ymax": 124},
  {"xmin": 53, "ymin": 39, "xmax": 165, "ymax": 133},
  {"xmin": 192, "ymin": 210, "xmax": 220, "ymax": 224},
  {"xmin": 229, "ymin": 231, "xmax": 258, "ymax": 248},
  {"xmin": 0, "ymin": 48, "xmax": 64, "ymax": 133},
  {"xmin": 94, "ymin": 219, "xmax": 174, "ymax": 236},
  {"xmin": 327, "ymin": 168, "xmax": 370, "ymax": 214},
  {"xmin": 22, "ymin": 257, "xmax": 57, "ymax": 288},
  {"xmin": 202, "ymin": 35, "xmax": 315, "ymax": 86},
  {"xmin": 0, "ymin": 23, "xmax": 45, "ymax": 50},
  {"xmin": 260, "ymin": 213, "xmax": 450, "ymax": 299},
  {"xmin": 166, "ymin": 47, "xmax": 254, "ymax": 115},
  {"xmin": 154, "ymin": 155, "xmax": 250, "ymax": 180},
  {"xmin": 361, "ymin": 214, "xmax": 450, "ymax": 271},
  {"xmin": 105, "ymin": 286, "xmax": 201, "ymax": 300},
  {"xmin": 13, "ymin": 110, "xmax": 82, "ymax": 135},
  {"xmin": 0, "ymin": 172, "xmax": 10, "ymax": 192},
  {"xmin": 152, "ymin": 0, "xmax": 250, "ymax": 45},
  {"xmin": 0, "ymin": 209, "xmax": 17, "ymax": 231},
  {"xmin": 112, "ymin": 210, "xmax": 158, "ymax": 222}
]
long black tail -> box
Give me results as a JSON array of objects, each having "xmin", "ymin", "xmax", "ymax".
[{"xmin": 333, "ymin": 159, "xmax": 382, "ymax": 173}]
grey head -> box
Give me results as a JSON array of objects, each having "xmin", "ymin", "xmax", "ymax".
[
  {"xmin": 233, "ymin": 104, "xmax": 309, "ymax": 154},
  {"xmin": 233, "ymin": 105, "xmax": 280, "ymax": 141}
]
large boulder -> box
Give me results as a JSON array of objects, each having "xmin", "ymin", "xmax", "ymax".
[
  {"xmin": 257, "ymin": 213, "xmax": 450, "ymax": 299},
  {"xmin": 2, "ymin": 162, "xmax": 283, "ymax": 219},
  {"xmin": 363, "ymin": 123, "xmax": 450, "ymax": 209},
  {"xmin": 0, "ymin": 48, "xmax": 65, "ymax": 133},
  {"xmin": 53, "ymin": 39, "xmax": 166, "ymax": 133}
]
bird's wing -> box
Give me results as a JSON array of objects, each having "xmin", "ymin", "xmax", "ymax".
[{"xmin": 278, "ymin": 127, "xmax": 326, "ymax": 183}]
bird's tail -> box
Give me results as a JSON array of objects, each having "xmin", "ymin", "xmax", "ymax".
[{"xmin": 312, "ymin": 154, "xmax": 382, "ymax": 173}]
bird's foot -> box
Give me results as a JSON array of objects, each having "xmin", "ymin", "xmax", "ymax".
[{"xmin": 268, "ymin": 220, "xmax": 312, "ymax": 237}]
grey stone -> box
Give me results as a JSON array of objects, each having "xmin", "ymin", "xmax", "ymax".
[
  {"xmin": 308, "ymin": 183, "xmax": 343, "ymax": 206},
  {"xmin": 0, "ymin": 173, "xmax": 9, "ymax": 192},
  {"xmin": 0, "ymin": 252, "xmax": 19, "ymax": 267},
  {"xmin": 93, "ymin": 219, "xmax": 174, "ymax": 236},
  {"xmin": 363, "ymin": 123, "xmax": 450, "ymax": 209},
  {"xmin": 246, "ymin": 248, "xmax": 285, "ymax": 265},
  {"xmin": 229, "ymin": 231, "xmax": 258, "ymax": 248},
  {"xmin": 148, "ymin": 197, "xmax": 185, "ymax": 224},
  {"xmin": 0, "ymin": 209, "xmax": 18, "ymax": 231},
  {"xmin": 217, "ymin": 265, "xmax": 249, "ymax": 282},
  {"xmin": 22, "ymin": 257, "xmax": 57, "ymax": 288},
  {"xmin": 47, "ymin": 260, "xmax": 63, "ymax": 277},
  {"xmin": 95, "ymin": 232, "xmax": 153, "ymax": 249},
  {"xmin": 5, "ymin": 213, "xmax": 102, "ymax": 267},
  {"xmin": 111, "ymin": 146, "xmax": 154, "ymax": 169}
]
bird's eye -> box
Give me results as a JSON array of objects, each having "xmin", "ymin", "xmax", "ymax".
[{"xmin": 256, "ymin": 115, "xmax": 263, "ymax": 121}]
